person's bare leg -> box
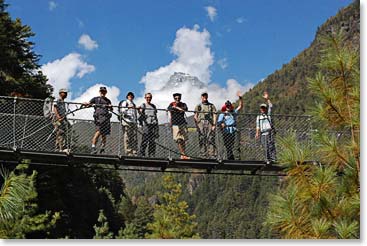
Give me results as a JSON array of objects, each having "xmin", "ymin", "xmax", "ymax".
[
  {"xmin": 178, "ymin": 141, "xmax": 187, "ymax": 159},
  {"xmin": 92, "ymin": 131, "xmax": 100, "ymax": 145},
  {"xmin": 101, "ymin": 135, "xmax": 107, "ymax": 146}
]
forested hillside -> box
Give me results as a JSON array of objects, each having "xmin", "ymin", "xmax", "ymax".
[{"xmin": 240, "ymin": 0, "xmax": 359, "ymax": 114}]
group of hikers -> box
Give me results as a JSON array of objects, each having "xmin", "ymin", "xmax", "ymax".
[{"xmin": 52, "ymin": 86, "xmax": 277, "ymax": 163}]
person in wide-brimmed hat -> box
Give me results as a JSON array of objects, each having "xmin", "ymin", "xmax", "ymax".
[
  {"xmin": 217, "ymin": 91, "xmax": 243, "ymax": 160},
  {"xmin": 256, "ymin": 91, "xmax": 277, "ymax": 163}
]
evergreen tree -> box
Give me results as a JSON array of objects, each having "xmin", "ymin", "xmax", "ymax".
[
  {"xmin": 0, "ymin": 0, "xmax": 51, "ymax": 98},
  {"xmin": 116, "ymin": 223, "xmax": 139, "ymax": 239},
  {"xmin": 0, "ymin": 164, "xmax": 60, "ymax": 238},
  {"xmin": 265, "ymin": 31, "xmax": 359, "ymax": 239},
  {"xmin": 130, "ymin": 196, "xmax": 154, "ymax": 238},
  {"xmin": 93, "ymin": 209, "xmax": 113, "ymax": 239},
  {"xmin": 145, "ymin": 175, "xmax": 200, "ymax": 239}
]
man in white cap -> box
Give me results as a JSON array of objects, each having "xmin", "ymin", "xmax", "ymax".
[
  {"xmin": 53, "ymin": 88, "xmax": 69, "ymax": 152},
  {"xmin": 255, "ymin": 91, "xmax": 277, "ymax": 163}
]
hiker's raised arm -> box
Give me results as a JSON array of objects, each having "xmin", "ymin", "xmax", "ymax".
[{"xmin": 236, "ymin": 91, "xmax": 243, "ymax": 111}]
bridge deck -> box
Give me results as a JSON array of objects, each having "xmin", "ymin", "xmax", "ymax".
[{"xmin": 0, "ymin": 148, "xmax": 283, "ymax": 175}]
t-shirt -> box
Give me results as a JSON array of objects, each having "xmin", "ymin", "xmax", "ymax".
[
  {"xmin": 217, "ymin": 109, "xmax": 239, "ymax": 134},
  {"xmin": 90, "ymin": 96, "xmax": 112, "ymax": 117},
  {"xmin": 167, "ymin": 102, "xmax": 188, "ymax": 126},
  {"xmin": 140, "ymin": 103, "xmax": 158, "ymax": 125},
  {"xmin": 195, "ymin": 102, "xmax": 217, "ymax": 123},
  {"xmin": 54, "ymin": 98, "xmax": 67, "ymax": 118}
]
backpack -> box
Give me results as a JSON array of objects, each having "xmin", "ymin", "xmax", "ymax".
[
  {"xmin": 258, "ymin": 114, "xmax": 276, "ymax": 134},
  {"xmin": 43, "ymin": 97, "xmax": 54, "ymax": 119},
  {"xmin": 139, "ymin": 103, "xmax": 157, "ymax": 126}
]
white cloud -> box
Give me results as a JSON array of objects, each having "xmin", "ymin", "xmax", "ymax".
[
  {"xmin": 138, "ymin": 25, "xmax": 253, "ymax": 120},
  {"xmin": 205, "ymin": 6, "xmax": 217, "ymax": 22},
  {"xmin": 140, "ymin": 25, "xmax": 213, "ymax": 93},
  {"xmin": 236, "ymin": 17, "xmax": 246, "ymax": 24},
  {"xmin": 78, "ymin": 34, "xmax": 99, "ymax": 51},
  {"xmin": 41, "ymin": 53, "xmax": 95, "ymax": 97},
  {"xmin": 208, "ymin": 79, "xmax": 253, "ymax": 109},
  {"xmin": 217, "ymin": 58, "xmax": 228, "ymax": 69},
  {"xmin": 48, "ymin": 1, "xmax": 57, "ymax": 11}
]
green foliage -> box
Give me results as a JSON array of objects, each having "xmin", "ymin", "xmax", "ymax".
[
  {"xmin": 0, "ymin": 0, "xmax": 51, "ymax": 98},
  {"xmin": 145, "ymin": 175, "xmax": 199, "ymax": 239},
  {"xmin": 93, "ymin": 209, "xmax": 113, "ymax": 239},
  {"xmin": 0, "ymin": 164, "xmax": 60, "ymax": 238},
  {"xmin": 265, "ymin": 30, "xmax": 360, "ymax": 239},
  {"xmin": 116, "ymin": 223, "xmax": 139, "ymax": 239},
  {"xmin": 34, "ymin": 165, "xmax": 128, "ymax": 238}
]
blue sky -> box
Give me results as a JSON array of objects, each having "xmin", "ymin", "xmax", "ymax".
[{"xmin": 7, "ymin": 0, "xmax": 353, "ymax": 107}]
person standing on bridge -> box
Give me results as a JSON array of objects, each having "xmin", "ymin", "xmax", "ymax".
[
  {"xmin": 53, "ymin": 88, "xmax": 69, "ymax": 152},
  {"xmin": 138, "ymin": 93, "xmax": 159, "ymax": 157},
  {"xmin": 83, "ymin": 86, "xmax": 113, "ymax": 154},
  {"xmin": 119, "ymin": 92, "xmax": 139, "ymax": 156},
  {"xmin": 255, "ymin": 91, "xmax": 277, "ymax": 163},
  {"xmin": 217, "ymin": 91, "xmax": 243, "ymax": 160},
  {"xmin": 167, "ymin": 93, "xmax": 189, "ymax": 159},
  {"xmin": 194, "ymin": 92, "xmax": 217, "ymax": 159}
]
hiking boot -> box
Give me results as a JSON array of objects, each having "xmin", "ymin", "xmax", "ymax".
[
  {"xmin": 91, "ymin": 147, "xmax": 97, "ymax": 154},
  {"xmin": 62, "ymin": 148, "xmax": 70, "ymax": 154}
]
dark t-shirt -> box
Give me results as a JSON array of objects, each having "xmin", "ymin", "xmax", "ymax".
[
  {"xmin": 167, "ymin": 101, "xmax": 188, "ymax": 125},
  {"xmin": 90, "ymin": 96, "xmax": 112, "ymax": 116},
  {"xmin": 54, "ymin": 99, "xmax": 67, "ymax": 117}
]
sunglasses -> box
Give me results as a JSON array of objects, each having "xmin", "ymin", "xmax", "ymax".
[
  {"xmin": 145, "ymin": 97, "xmax": 152, "ymax": 99},
  {"xmin": 174, "ymin": 97, "xmax": 181, "ymax": 100}
]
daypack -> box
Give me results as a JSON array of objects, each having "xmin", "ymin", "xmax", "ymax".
[
  {"xmin": 138, "ymin": 102, "xmax": 158, "ymax": 125},
  {"xmin": 43, "ymin": 97, "xmax": 54, "ymax": 119},
  {"xmin": 118, "ymin": 100, "xmax": 137, "ymax": 125},
  {"xmin": 257, "ymin": 114, "xmax": 275, "ymax": 134}
]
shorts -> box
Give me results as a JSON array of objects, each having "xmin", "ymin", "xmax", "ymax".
[
  {"xmin": 172, "ymin": 125, "xmax": 188, "ymax": 142},
  {"xmin": 94, "ymin": 115, "xmax": 111, "ymax": 136}
]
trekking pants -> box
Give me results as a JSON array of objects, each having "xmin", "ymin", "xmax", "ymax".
[
  {"xmin": 223, "ymin": 131, "xmax": 236, "ymax": 160},
  {"xmin": 140, "ymin": 124, "xmax": 158, "ymax": 157},
  {"xmin": 261, "ymin": 131, "xmax": 277, "ymax": 162},
  {"xmin": 123, "ymin": 123, "xmax": 138, "ymax": 156},
  {"xmin": 197, "ymin": 120, "xmax": 216, "ymax": 158}
]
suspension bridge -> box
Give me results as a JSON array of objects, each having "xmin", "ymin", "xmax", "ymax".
[{"xmin": 0, "ymin": 96, "xmax": 313, "ymax": 176}]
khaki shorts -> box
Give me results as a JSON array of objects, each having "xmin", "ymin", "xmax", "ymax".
[{"xmin": 172, "ymin": 125, "xmax": 188, "ymax": 142}]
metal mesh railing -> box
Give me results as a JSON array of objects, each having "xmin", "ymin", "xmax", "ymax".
[{"xmin": 0, "ymin": 96, "xmax": 313, "ymax": 162}]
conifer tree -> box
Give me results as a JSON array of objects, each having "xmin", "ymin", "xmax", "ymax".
[
  {"xmin": 0, "ymin": 164, "xmax": 60, "ymax": 238},
  {"xmin": 145, "ymin": 175, "xmax": 200, "ymax": 239},
  {"xmin": 0, "ymin": 0, "xmax": 51, "ymax": 98},
  {"xmin": 265, "ymin": 31, "xmax": 359, "ymax": 239},
  {"xmin": 93, "ymin": 209, "xmax": 113, "ymax": 239}
]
